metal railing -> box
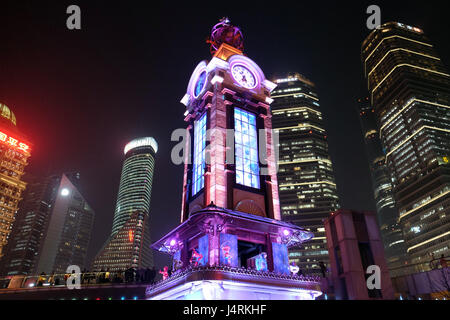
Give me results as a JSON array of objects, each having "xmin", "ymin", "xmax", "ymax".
[{"xmin": 0, "ymin": 269, "xmax": 158, "ymax": 290}]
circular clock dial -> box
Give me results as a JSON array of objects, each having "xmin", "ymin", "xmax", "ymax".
[
  {"xmin": 231, "ymin": 65, "xmax": 257, "ymax": 89},
  {"xmin": 194, "ymin": 71, "xmax": 207, "ymax": 97}
]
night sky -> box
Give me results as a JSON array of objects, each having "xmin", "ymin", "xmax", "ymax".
[{"xmin": 0, "ymin": 1, "xmax": 449, "ymax": 270}]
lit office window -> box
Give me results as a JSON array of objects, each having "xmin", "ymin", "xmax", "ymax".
[
  {"xmin": 192, "ymin": 113, "xmax": 207, "ymax": 196},
  {"xmin": 234, "ymin": 107, "xmax": 260, "ymax": 189}
]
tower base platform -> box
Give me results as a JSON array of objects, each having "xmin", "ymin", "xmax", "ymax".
[{"xmin": 146, "ymin": 266, "xmax": 322, "ymax": 300}]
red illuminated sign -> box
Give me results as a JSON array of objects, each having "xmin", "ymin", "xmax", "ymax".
[{"xmin": 0, "ymin": 131, "xmax": 30, "ymax": 153}]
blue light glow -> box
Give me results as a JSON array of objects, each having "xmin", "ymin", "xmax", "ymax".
[
  {"xmin": 194, "ymin": 71, "xmax": 207, "ymax": 97},
  {"xmin": 234, "ymin": 108, "xmax": 260, "ymax": 189},
  {"xmin": 192, "ymin": 113, "xmax": 207, "ymax": 196}
]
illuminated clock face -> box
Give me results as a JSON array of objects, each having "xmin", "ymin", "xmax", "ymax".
[
  {"xmin": 231, "ymin": 65, "xmax": 257, "ymax": 89},
  {"xmin": 194, "ymin": 71, "xmax": 207, "ymax": 97}
]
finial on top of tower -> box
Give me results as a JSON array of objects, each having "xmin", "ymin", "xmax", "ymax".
[{"xmin": 207, "ymin": 17, "xmax": 244, "ymax": 56}]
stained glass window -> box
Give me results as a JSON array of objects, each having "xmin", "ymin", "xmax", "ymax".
[
  {"xmin": 234, "ymin": 108, "xmax": 260, "ymax": 189},
  {"xmin": 192, "ymin": 113, "xmax": 207, "ymax": 196}
]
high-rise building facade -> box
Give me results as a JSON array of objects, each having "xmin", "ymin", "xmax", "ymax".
[
  {"xmin": 0, "ymin": 103, "xmax": 31, "ymax": 258},
  {"xmin": 0, "ymin": 175, "xmax": 59, "ymax": 275},
  {"xmin": 271, "ymin": 74, "xmax": 340, "ymax": 275},
  {"xmin": 362, "ymin": 22, "xmax": 450, "ymax": 268},
  {"xmin": 92, "ymin": 137, "xmax": 157, "ymax": 271},
  {"xmin": 1, "ymin": 173, "xmax": 95, "ymax": 275},
  {"xmin": 356, "ymin": 97, "xmax": 406, "ymax": 273},
  {"xmin": 34, "ymin": 173, "xmax": 95, "ymax": 274}
]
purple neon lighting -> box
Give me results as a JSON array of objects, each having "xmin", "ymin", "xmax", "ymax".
[{"xmin": 187, "ymin": 61, "xmax": 208, "ymax": 101}]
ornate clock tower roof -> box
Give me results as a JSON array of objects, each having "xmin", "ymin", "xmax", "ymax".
[
  {"xmin": 207, "ymin": 17, "xmax": 244, "ymax": 56},
  {"xmin": 180, "ymin": 18, "xmax": 277, "ymax": 113}
]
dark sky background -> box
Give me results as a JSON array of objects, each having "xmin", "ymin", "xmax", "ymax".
[{"xmin": 0, "ymin": 1, "xmax": 449, "ymax": 270}]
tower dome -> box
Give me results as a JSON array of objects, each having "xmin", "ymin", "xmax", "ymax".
[
  {"xmin": 0, "ymin": 103, "xmax": 17, "ymax": 126},
  {"xmin": 207, "ymin": 17, "xmax": 244, "ymax": 55}
]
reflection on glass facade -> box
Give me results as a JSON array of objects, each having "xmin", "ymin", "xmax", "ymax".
[
  {"xmin": 192, "ymin": 113, "xmax": 207, "ymax": 196},
  {"xmin": 234, "ymin": 107, "xmax": 260, "ymax": 189}
]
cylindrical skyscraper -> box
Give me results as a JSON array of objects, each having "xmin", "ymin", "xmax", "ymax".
[
  {"xmin": 112, "ymin": 137, "xmax": 158, "ymax": 235},
  {"xmin": 92, "ymin": 137, "xmax": 157, "ymax": 272}
]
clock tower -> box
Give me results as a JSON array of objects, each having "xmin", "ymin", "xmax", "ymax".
[
  {"xmin": 147, "ymin": 19, "xmax": 322, "ymax": 300},
  {"xmin": 179, "ymin": 17, "xmax": 281, "ymax": 222}
]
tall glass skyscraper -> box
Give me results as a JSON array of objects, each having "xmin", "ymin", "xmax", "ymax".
[
  {"xmin": 271, "ymin": 73, "xmax": 340, "ymax": 275},
  {"xmin": 111, "ymin": 137, "xmax": 158, "ymax": 235},
  {"xmin": 35, "ymin": 173, "xmax": 95, "ymax": 274},
  {"xmin": 92, "ymin": 137, "xmax": 157, "ymax": 271},
  {"xmin": 357, "ymin": 96, "xmax": 406, "ymax": 274},
  {"xmin": 0, "ymin": 175, "xmax": 59, "ymax": 275},
  {"xmin": 0, "ymin": 172, "xmax": 98, "ymax": 275},
  {"xmin": 362, "ymin": 22, "xmax": 450, "ymax": 269}
]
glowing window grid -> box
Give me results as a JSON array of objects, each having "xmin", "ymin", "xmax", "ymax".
[
  {"xmin": 192, "ymin": 113, "xmax": 207, "ymax": 196},
  {"xmin": 234, "ymin": 108, "xmax": 260, "ymax": 189}
]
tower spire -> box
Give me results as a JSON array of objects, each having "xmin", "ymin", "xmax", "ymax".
[{"xmin": 207, "ymin": 17, "xmax": 244, "ymax": 55}]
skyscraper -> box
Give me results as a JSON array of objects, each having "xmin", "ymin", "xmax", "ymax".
[
  {"xmin": 362, "ymin": 22, "xmax": 450, "ymax": 268},
  {"xmin": 1, "ymin": 173, "xmax": 95, "ymax": 275},
  {"xmin": 0, "ymin": 103, "xmax": 31, "ymax": 258},
  {"xmin": 0, "ymin": 175, "xmax": 59, "ymax": 276},
  {"xmin": 92, "ymin": 137, "xmax": 157, "ymax": 271},
  {"xmin": 356, "ymin": 97, "xmax": 406, "ymax": 273},
  {"xmin": 271, "ymin": 74, "xmax": 340, "ymax": 275},
  {"xmin": 34, "ymin": 173, "xmax": 95, "ymax": 274}
]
